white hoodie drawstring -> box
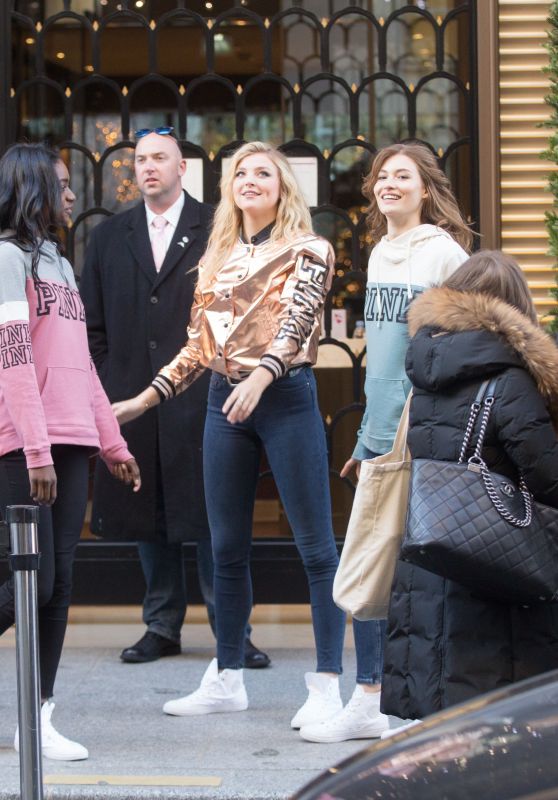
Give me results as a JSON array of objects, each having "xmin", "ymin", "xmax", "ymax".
[
  {"xmin": 406, "ymin": 237, "xmax": 413, "ymax": 300},
  {"xmin": 375, "ymin": 231, "xmax": 417, "ymax": 327},
  {"xmin": 376, "ymin": 253, "xmax": 383, "ymax": 328}
]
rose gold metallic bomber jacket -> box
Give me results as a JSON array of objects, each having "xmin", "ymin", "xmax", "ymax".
[{"xmin": 151, "ymin": 233, "xmax": 334, "ymax": 400}]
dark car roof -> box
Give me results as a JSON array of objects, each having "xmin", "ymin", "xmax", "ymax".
[{"xmin": 293, "ymin": 670, "xmax": 558, "ymax": 800}]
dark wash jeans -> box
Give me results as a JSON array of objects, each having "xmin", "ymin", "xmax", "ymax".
[
  {"xmin": 204, "ymin": 367, "xmax": 346, "ymax": 672},
  {"xmin": 138, "ymin": 537, "xmax": 217, "ymax": 643},
  {"xmin": 0, "ymin": 445, "xmax": 89, "ymax": 698},
  {"xmin": 138, "ymin": 454, "xmax": 252, "ymax": 644}
]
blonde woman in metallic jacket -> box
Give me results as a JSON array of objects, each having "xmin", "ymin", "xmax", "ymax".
[{"xmin": 114, "ymin": 141, "xmax": 346, "ymax": 726}]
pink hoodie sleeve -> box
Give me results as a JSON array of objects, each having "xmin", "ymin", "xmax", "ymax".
[
  {"xmin": 0, "ymin": 246, "xmax": 52, "ymax": 468},
  {"xmin": 89, "ymin": 359, "xmax": 133, "ymax": 467}
]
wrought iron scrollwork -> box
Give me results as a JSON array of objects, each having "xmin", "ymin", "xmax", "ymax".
[{"xmin": 7, "ymin": 0, "xmax": 476, "ymax": 533}]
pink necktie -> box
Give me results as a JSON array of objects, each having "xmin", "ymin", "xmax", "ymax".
[{"xmin": 151, "ymin": 215, "xmax": 168, "ymax": 272}]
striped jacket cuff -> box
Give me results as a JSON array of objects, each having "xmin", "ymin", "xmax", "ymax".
[
  {"xmin": 151, "ymin": 374, "xmax": 175, "ymax": 402},
  {"xmin": 259, "ymin": 353, "xmax": 285, "ymax": 381}
]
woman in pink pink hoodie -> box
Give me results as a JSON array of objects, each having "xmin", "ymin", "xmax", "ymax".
[{"xmin": 0, "ymin": 143, "xmax": 140, "ymax": 761}]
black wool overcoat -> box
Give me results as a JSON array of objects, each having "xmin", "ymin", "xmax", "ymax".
[
  {"xmin": 381, "ymin": 287, "xmax": 558, "ymax": 721},
  {"xmin": 80, "ymin": 191, "xmax": 213, "ymax": 543}
]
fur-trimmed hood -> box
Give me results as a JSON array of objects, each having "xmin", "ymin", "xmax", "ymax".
[{"xmin": 407, "ymin": 287, "xmax": 558, "ymax": 423}]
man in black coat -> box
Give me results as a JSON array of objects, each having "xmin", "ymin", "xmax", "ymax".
[{"xmin": 80, "ymin": 130, "xmax": 269, "ymax": 668}]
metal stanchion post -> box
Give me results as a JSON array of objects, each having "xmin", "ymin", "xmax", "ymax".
[{"xmin": 7, "ymin": 505, "xmax": 43, "ymax": 800}]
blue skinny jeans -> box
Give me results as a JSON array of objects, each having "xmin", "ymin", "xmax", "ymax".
[{"xmin": 203, "ymin": 367, "xmax": 346, "ymax": 672}]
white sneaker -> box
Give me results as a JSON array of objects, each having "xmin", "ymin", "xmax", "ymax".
[
  {"xmin": 380, "ymin": 718, "xmax": 422, "ymax": 739},
  {"xmin": 290, "ymin": 672, "xmax": 342, "ymax": 729},
  {"xmin": 299, "ymin": 684, "xmax": 389, "ymax": 743},
  {"xmin": 14, "ymin": 701, "xmax": 88, "ymax": 761},
  {"xmin": 163, "ymin": 658, "xmax": 248, "ymax": 716}
]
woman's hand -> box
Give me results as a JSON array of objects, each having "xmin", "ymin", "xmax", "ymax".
[
  {"xmin": 28, "ymin": 465, "xmax": 57, "ymax": 505},
  {"xmin": 112, "ymin": 388, "xmax": 159, "ymax": 426},
  {"xmin": 222, "ymin": 367, "xmax": 273, "ymax": 424},
  {"xmin": 340, "ymin": 457, "xmax": 361, "ymax": 480},
  {"xmin": 111, "ymin": 458, "xmax": 141, "ymax": 492}
]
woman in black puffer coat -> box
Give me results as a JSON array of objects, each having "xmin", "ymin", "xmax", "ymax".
[{"xmin": 381, "ymin": 251, "xmax": 558, "ymax": 721}]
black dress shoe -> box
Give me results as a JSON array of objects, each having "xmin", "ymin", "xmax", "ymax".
[
  {"xmin": 244, "ymin": 638, "xmax": 271, "ymax": 669},
  {"xmin": 120, "ymin": 631, "xmax": 181, "ymax": 663}
]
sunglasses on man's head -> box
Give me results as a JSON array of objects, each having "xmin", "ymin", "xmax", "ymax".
[{"xmin": 134, "ymin": 126, "xmax": 175, "ymax": 139}]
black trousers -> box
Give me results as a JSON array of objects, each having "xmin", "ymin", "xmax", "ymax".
[{"xmin": 0, "ymin": 445, "xmax": 89, "ymax": 698}]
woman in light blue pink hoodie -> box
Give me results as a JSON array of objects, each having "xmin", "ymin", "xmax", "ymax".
[
  {"xmin": 0, "ymin": 144, "xmax": 140, "ymax": 761},
  {"xmin": 301, "ymin": 142, "xmax": 472, "ymax": 743}
]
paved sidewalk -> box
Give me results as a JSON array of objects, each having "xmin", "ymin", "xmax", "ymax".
[{"xmin": 0, "ymin": 623, "xmax": 365, "ymax": 800}]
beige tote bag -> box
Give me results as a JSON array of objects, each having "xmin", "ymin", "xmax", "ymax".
[{"xmin": 333, "ymin": 393, "xmax": 411, "ymax": 620}]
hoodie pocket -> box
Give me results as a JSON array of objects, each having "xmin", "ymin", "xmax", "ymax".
[{"xmin": 40, "ymin": 366, "xmax": 94, "ymax": 430}]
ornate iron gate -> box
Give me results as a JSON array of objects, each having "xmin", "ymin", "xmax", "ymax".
[{"xmin": 1, "ymin": 0, "xmax": 478, "ymax": 599}]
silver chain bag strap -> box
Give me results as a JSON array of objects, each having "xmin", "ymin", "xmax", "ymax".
[
  {"xmin": 400, "ymin": 379, "xmax": 558, "ymax": 604},
  {"xmin": 458, "ymin": 381, "xmax": 533, "ymax": 527}
]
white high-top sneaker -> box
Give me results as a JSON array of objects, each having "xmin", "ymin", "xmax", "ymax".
[
  {"xmin": 14, "ymin": 701, "xmax": 88, "ymax": 761},
  {"xmin": 163, "ymin": 658, "xmax": 248, "ymax": 716},
  {"xmin": 299, "ymin": 684, "xmax": 389, "ymax": 742},
  {"xmin": 290, "ymin": 672, "xmax": 342, "ymax": 729}
]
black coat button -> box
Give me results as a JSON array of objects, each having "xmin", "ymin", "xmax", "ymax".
[
  {"xmin": 150, "ymin": 296, "xmax": 158, "ymax": 304},
  {"xmin": 149, "ymin": 340, "xmax": 157, "ymax": 349}
]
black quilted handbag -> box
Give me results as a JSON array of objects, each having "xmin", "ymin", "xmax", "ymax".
[{"xmin": 400, "ymin": 378, "xmax": 558, "ymax": 605}]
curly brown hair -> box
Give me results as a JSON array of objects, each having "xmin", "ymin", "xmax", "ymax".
[{"xmin": 362, "ymin": 142, "xmax": 473, "ymax": 252}]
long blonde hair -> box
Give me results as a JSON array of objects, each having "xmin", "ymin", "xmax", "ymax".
[
  {"xmin": 362, "ymin": 142, "xmax": 473, "ymax": 252},
  {"xmin": 198, "ymin": 141, "xmax": 313, "ymax": 289}
]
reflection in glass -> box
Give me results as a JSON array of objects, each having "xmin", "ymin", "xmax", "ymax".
[
  {"xmin": 102, "ymin": 145, "xmax": 139, "ymax": 213},
  {"xmin": 72, "ymin": 82, "xmax": 121, "ymax": 154},
  {"xmin": 301, "ymin": 81, "xmax": 351, "ymax": 151},
  {"xmin": 416, "ymin": 78, "xmax": 461, "ymax": 153},
  {"xmin": 330, "ymin": 146, "xmax": 371, "ymax": 217},
  {"xmin": 12, "ymin": 21, "xmax": 38, "ymax": 85},
  {"xmin": 444, "ymin": 143, "xmax": 472, "ymax": 224},
  {"xmin": 18, "ymin": 84, "xmax": 64, "ymax": 143},
  {"xmin": 280, "ymin": 15, "xmax": 322, "ymax": 84},
  {"xmin": 329, "ymin": 15, "xmax": 379, "ymax": 84},
  {"xmin": 213, "ymin": 18, "xmax": 264, "ymax": 77},
  {"xmin": 244, "ymin": 82, "xmax": 294, "ymax": 146},
  {"xmin": 386, "ymin": 14, "xmax": 437, "ymax": 85},
  {"xmin": 99, "ymin": 23, "xmax": 149, "ymax": 80},
  {"xmin": 187, "ymin": 82, "xmax": 236, "ymax": 154},
  {"xmin": 359, "ymin": 79, "xmax": 408, "ymax": 146},
  {"xmin": 43, "ymin": 18, "xmax": 93, "ymax": 86},
  {"xmin": 129, "ymin": 82, "xmax": 178, "ymax": 140},
  {"xmin": 156, "ymin": 18, "xmax": 207, "ymax": 80},
  {"xmin": 313, "ymin": 210, "xmax": 353, "ymax": 274}
]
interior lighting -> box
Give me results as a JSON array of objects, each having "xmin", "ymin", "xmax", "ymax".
[
  {"xmin": 25, "ymin": 37, "xmax": 35, "ymax": 45},
  {"xmin": 100, "ymin": 0, "xmax": 108, "ymax": 4},
  {"xmin": 135, "ymin": 0, "xmax": 144, "ymax": 6},
  {"xmin": 56, "ymin": 51, "xmax": 65, "ymax": 59},
  {"xmin": 205, "ymin": 1, "xmax": 213, "ymax": 8}
]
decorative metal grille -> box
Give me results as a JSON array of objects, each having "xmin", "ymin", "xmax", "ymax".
[{"xmin": 5, "ymin": 0, "xmax": 477, "ymax": 535}]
